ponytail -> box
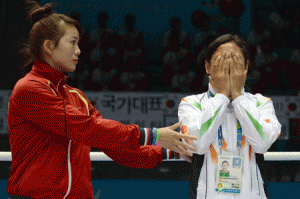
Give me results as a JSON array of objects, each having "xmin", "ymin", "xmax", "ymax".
[{"xmin": 29, "ymin": 2, "xmax": 54, "ymax": 24}]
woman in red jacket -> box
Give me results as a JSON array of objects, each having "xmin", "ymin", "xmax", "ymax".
[{"xmin": 7, "ymin": 1, "xmax": 198, "ymax": 199}]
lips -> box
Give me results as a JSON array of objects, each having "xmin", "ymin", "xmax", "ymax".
[{"xmin": 73, "ymin": 59, "xmax": 79, "ymax": 64}]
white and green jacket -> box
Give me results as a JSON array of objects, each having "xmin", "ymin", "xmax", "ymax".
[{"xmin": 178, "ymin": 84, "xmax": 281, "ymax": 199}]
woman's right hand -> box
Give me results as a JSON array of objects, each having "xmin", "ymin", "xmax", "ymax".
[
  {"xmin": 158, "ymin": 121, "xmax": 198, "ymax": 157},
  {"xmin": 209, "ymin": 52, "xmax": 230, "ymax": 97}
]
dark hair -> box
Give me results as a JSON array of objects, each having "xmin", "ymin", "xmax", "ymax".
[
  {"xmin": 205, "ymin": 34, "xmax": 250, "ymax": 66},
  {"xmin": 20, "ymin": 1, "xmax": 82, "ymax": 75},
  {"xmin": 222, "ymin": 161, "xmax": 229, "ymax": 165}
]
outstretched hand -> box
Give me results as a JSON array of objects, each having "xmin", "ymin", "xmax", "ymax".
[{"xmin": 158, "ymin": 121, "xmax": 198, "ymax": 157}]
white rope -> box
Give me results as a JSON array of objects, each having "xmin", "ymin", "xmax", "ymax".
[{"xmin": 0, "ymin": 152, "xmax": 300, "ymax": 161}]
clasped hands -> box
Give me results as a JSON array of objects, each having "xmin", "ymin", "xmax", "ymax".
[{"xmin": 208, "ymin": 52, "xmax": 247, "ymax": 100}]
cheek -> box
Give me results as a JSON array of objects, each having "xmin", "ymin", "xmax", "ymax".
[
  {"xmin": 62, "ymin": 44, "xmax": 73, "ymax": 54},
  {"xmin": 52, "ymin": 49, "xmax": 73, "ymax": 67},
  {"xmin": 56, "ymin": 47, "xmax": 73, "ymax": 59}
]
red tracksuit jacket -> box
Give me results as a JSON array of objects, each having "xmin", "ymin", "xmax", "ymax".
[{"xmin": 7, "ymin": 60, "xmax": 168, "ymax": 199}]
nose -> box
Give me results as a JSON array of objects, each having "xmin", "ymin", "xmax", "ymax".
[{"xmin": 75, "ymin": 44, "xmax": 81, "ymax": 56}]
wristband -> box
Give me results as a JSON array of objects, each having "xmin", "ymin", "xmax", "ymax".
[
  {"xmin": 155, "ymin": 141, "xmax": 161, "ymax": 147},
  {"xmin": 156, "ymin": 129, "xmax": 161, "ymax": 143},
  {"xmin": 152, "ymin": 128, "xmax": 157, "ymax": 145}
]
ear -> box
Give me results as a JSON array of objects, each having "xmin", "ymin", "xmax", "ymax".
[
  {"xmin": 42, "ymin": 40, "xmax": 55, "ymax": 57},
  {"xmin": 205, "ymin": 60, "xmax": 210, "ymax": 74}
]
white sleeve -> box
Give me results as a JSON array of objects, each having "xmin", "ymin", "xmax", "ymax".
[
  {"xmin": 178, "ymin": 93, "xmax": 230, "ymax": 155},
  {"xmin": 232, "ymin": 95, "xmax": 281, "ymax": 154}
]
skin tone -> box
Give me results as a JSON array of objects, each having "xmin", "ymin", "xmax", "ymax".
[
  {"xmin": 205, "ymin": 41, "xmax": 249, "ymax": 100},
  {"xmin": 41, "ymin": 22, "xmax": 198, "ymax": 157},
  {"xmin": 43, "ymin": 23, "xmax": 81, "ymax": 73},
  {"xmin": 181, "ymin": 41, "xmax": 249, "ymax": 160},
  {"xmin": 221, "ymin": 162, "xmax": 229, "ymax": 172},
  {"xmin": 158, "ymin": 121, "xmax": 198, "ymax": 156}
]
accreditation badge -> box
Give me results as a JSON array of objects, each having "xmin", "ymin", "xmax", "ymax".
[{"xmin": 215, "ymin": 155, "xmax": 243, "ymax": 194}]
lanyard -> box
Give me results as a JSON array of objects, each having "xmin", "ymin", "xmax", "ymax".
[
  {"xmin": 217, "ymin": 122, "xmax": 242, "ymax": 148},
  {"xmin": 207, "ymin": 90, "xmax": 242, "ymax": 150}
]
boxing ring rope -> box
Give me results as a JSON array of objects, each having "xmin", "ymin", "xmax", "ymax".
[{"xmin": 0, "ymin": 152, "xmax": 300, "ymax": 161}]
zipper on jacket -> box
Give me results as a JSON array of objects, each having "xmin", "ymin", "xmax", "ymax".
[
  {"xmin": 57, "ymin": 77, "xmax": 64, "ymax": 90},
  {"xmin": 62, "ymin": 140, "xmax": 72, "ymax": 199},
  {"xmin": 58, "ymin": 76, "xmax": 72, "ymax": 199}
]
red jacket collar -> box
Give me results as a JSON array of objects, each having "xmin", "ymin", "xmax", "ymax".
[{"xmin": 31, "ymin": 59, "xmax": 69, "ymax": 88}]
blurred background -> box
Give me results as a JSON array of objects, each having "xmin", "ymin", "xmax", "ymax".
[{"xmin": 1, "ymin": 0, "xmax": 300, "ymax": 198}]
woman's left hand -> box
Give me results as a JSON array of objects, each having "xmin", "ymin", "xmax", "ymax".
[{"xmin": 229, "ymin": 52, "xmax": 248, "ymax": 100}]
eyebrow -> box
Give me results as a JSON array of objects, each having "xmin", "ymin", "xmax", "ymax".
[{"xmin": 71, "ymin": 36, "xmax": 79, "ymax": 40}]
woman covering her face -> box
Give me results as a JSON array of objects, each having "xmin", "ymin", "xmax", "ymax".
[
  {"xmin": 178, "ymin": 34, "xmax": 281, "ymax": 199},
  {"xmin": 7, "ymin": 1, "xmax": 198, "ymax": 198}
]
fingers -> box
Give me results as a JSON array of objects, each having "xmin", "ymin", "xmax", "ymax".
[
  {"xmin": 215, "ymin": 54, "xmax": 222, "ymax": 64},
  {"xmin": 228, "ymin": 52, "xmax": 236, "ymax": 73},
  {"xmin": 177, "ymin": 145, "xmax": 193, "ymax": 157},
  {"xmin": 228, "ymin": 54, "xmax": 234, "ymax": 69},
  {"xmin": 232, "ymin": 56, "xmax": 240, "ymax": 74},
  {"xmin": 181, "ymin": 129, "xmax": 195, "ymax": 146},
  {"xmin": 180, "ymin": 153, "xmax": 193, "ymax": 162},
  {"xmin": 227, "ymin": 52, "xmax": 233, "ymax": 64},
  {"xmin": 185, "ymin": 138, "xmax": 197, "ymax": 149},
  {"xmin": 223, "ymin": 55, "xmax": 229, "ymax": 75},
  {"xmin": 237, "ymin": 53, "xmax": 245, "ymax": 64},
  {"xmin": 176, "ymin": 139, "xmax": 198, "ymax": 153},
  {"xmin": 184, "ymin": 138, "xmax": 194, "ymax": 146},
  {"xmin": 161, "ymin": 141, "xmax": 194, "ymax": 157},
  {"xmin": 168, "ymin": 121, "xmax": 182, "ymax": 130},
  {"xmin": 233, "ymin": 53, "xmax": 239, "ymax": 62},
  {"xmin": 213, "ymin": 54, "xmax": 222, "ymax": 75},
  {"xmin": 233, "ymin": 53, "xmax": 245, "ymax": 71},
  {"xmin": 218, "ymin": 53, "xmax": 225, "ymax": 73},
  {"xmin": 178, "ymin": 133, "xmax": 198, "ymax": 140}
]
